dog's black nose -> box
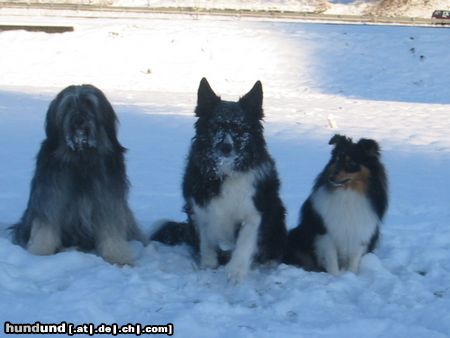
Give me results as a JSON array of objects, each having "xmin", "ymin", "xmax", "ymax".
[{"xmin": 218, "ymin": 142, "xmax": 233, "ymax": 156}]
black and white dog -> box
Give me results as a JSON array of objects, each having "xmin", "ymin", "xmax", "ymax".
[
  {"xmin": 12, "ymin": 85, "xmax": 144, "ymax": 265},
  {"xmin": 152, "ymin": 78, "xmax": 287, "ymax": 282},
  {"xmin": 285, "ymin": 135, "xmax": 388, "ymax": 275}
]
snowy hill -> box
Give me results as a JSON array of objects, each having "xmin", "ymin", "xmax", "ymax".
[{"xmin": 0, "ymin": 9, "xmax": 450, "ymax": 338}]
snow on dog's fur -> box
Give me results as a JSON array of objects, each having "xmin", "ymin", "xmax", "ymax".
[
  {"xmin": 151, "ymin": 78, "xmax": 287, "ymax": 282},
  {"xmin": 285, "ymin": 135, "xmax": 388, "ymax": 275}
]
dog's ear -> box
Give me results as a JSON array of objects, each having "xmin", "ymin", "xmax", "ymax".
[
  {"xmin": 329, "ymin": 134, "xmax": 348, "ymax": 146},
  {"xmin": 239, "ymin": 81, "xmax": 263, "ymax": 119},
  {"xmin": 45, "ymin": 99, "xmax": 58, "ymax": 140},
  {"xmin": 358, "ymin": 138, "xmax": 380, "ymax": 157},
  {"xmin": 195, "ymin": 78, "xmax": 220, "ymax": 117}
]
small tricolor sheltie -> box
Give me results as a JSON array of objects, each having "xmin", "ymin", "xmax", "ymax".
[
  {"xmin": 285, "ymin": 134, "xmax": 388, "ymax": 275},
  {"xmin": 151, "ymin": 78, "xmax": 287, "ymax": 282}
]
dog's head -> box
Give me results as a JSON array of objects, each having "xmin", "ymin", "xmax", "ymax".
[
  {"xmin": 192, "ymin": 78, "xmax": 267, "ymax": 178},
  {"xmin": 45, "ymin": 85, "xmax": 122, "ymax": 156},
  {"xmin": 323, "ymin": 134, "xmax": 381, "ymax": 193}
]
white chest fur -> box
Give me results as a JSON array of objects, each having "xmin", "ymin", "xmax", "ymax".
[
  {"xmin": 312, "ymin": 187, "xmax": 379, "ymax": 261},
  {"xmin": 192, "ymin": 169, "xmax": 262, "ymax": 250}
]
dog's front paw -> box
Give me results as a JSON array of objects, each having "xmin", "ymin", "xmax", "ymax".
[
  {"xmin": 200, "ymin": 254, "xmax": 219, "ymax": 269},
  {"xmin": 97, "ymin": 239, "xmax": 134, "ymax": 266},
  {"xmin": 27, "ymin": 221, "xmax": 61, "ymax": 256},
  {"xmin": 225, "ymin": 259, "xmax": 249, "ymax": 283},
  {"xmin": 27, "ymin": 240, "xmax": 58, "ymax": 256},
  {"xmin": 104, "ymin": 252, "xmax": 134, "ymax": 266},
  {"xmin": 101, "ymin": 249, "xmax": 134, "ymax": 266}
]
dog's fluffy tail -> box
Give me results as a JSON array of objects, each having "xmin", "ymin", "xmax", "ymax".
[
  {"xmin": 150, "ymin": 220, "xmax": 198, "ymax": 250},
  {"xmin": 283, "ymin": 249, "xmax": 321, "ymax": 272}
]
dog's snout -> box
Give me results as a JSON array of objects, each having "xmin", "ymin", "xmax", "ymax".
[
  {"xmin": 69, "ymin": 115, "xmax": 92, "ymax": 151},
  {"xmin": 328, "ymin": 167, "xmax": 339, "ymax": 181},
  {"xmin": 328, "ymin": 167, "xmax": 341, "ymax": 185},
  {"xmin": 218, "ymin": 142, "xmax": 233, "ymax": 156},
  {"xmin": 217, "ymin": 134, "xmax": 234, "ymax": 157},
  {"xmin": 328, "ymin": 169, "xmax": 351, "ymax": 187},
  {"xmin": 73, "ymin": 124, "xmax": 88, "ymax": 141},
  {"xmin": 74, "ymin": 128, "xmax": 86, "ymax": 137}
]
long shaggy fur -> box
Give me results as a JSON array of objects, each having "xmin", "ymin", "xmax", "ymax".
[
  {"xmin": 285, "ymin": 134, "xmax": 388, "ymax": 275},
  {"xmin": 12, "ymin": 84, "xmax": 144, "ymax": 265},
  {"xmin": 151, "ymin": 78, "xmax": 287, "ymax": 281}
]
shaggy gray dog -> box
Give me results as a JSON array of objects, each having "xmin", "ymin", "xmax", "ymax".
[{"xmin": 12, "ymin": 84, "xmax": 144, "ymax": 265}]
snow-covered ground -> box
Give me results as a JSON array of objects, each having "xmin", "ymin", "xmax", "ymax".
[{"xmin": 0, "ymin": 11, "xmax": 450, "ymax": 337}]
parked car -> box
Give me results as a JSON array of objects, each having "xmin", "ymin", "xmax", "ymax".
[{"xmin": 432, "ymin": 10, "xmax": 450, "ymax": 19}]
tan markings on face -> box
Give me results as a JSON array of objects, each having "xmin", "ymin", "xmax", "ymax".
[{"xmin": 336, "ymin": 165, "xmax": 370, "ymax": 194}]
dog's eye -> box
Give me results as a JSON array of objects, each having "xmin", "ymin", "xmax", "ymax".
[
  {"xmin": 234, "ymin": 124, "xmax": 250, "ymax": 134},
  {"xmin": 346, "ymin": 161, "xmax": 360, "ymax": 172}
]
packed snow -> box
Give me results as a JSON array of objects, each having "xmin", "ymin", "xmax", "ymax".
[{"xmin": 0, "ymin": 9, "xmax": 450, "ymax": 338}]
